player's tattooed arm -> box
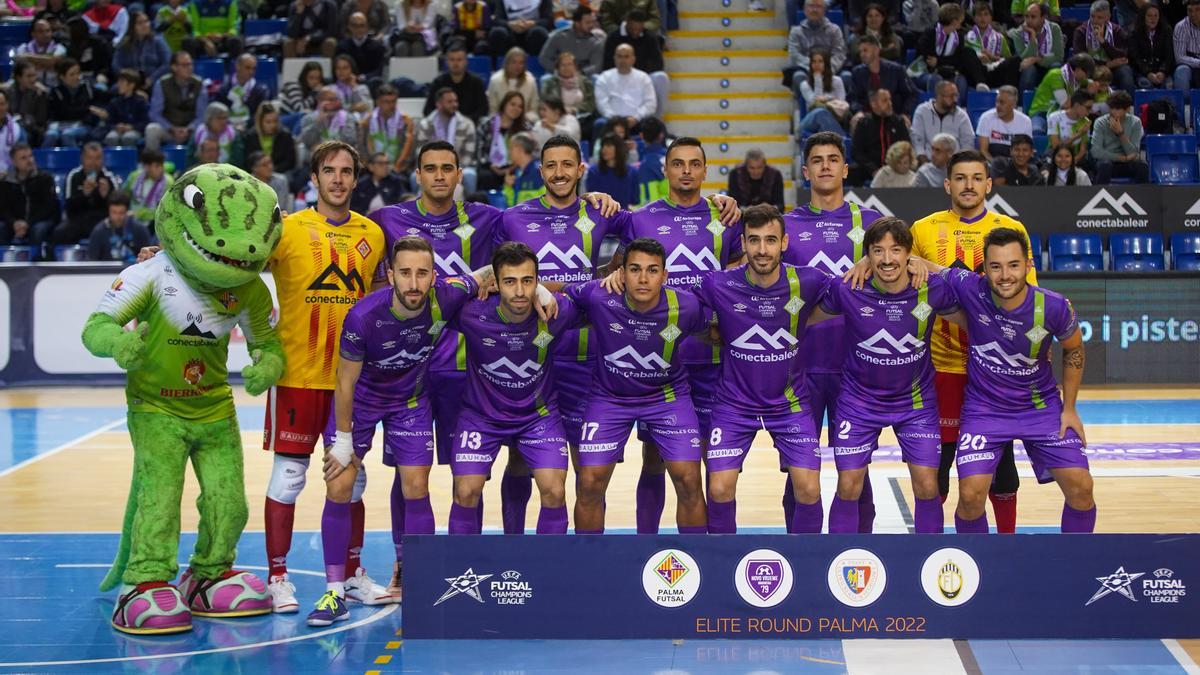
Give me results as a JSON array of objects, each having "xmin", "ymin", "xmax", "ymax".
[
  {"xmin": 469, "ymin": 265, "xmax": 497, "ymax": 299},
  {"xmin": 1058, "ymin": 328, "xmax": 1087, "ymax": 446},
  {"xmin": 580, "ymin": 192, "xmax": 619, "ymax": 217},
  {"xmin": 708, "ymin": 194, "xmax": 741, "ymax": 225},
  {"xmin": 533, "ymin": 284, "xmax": 559, "ymax": 320}
]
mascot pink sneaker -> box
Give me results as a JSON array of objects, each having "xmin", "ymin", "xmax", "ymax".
[
  {"xmin": 179, "ymin": 569, "xmax": 272, "ymax": 618},
  {"xmin": 112, "ymin": 582, "xmax": 193, "ymax": 635}
]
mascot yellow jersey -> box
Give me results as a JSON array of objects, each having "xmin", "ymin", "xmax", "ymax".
[
  {"xmin": 270, "ymin": 208, "xmax": 385, "ymax": 389},
  {"xmin": 910, "ymin": 209, "xmax": 1038, "ymax": 375}
]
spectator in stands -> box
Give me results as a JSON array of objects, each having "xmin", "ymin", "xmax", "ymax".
[
  {"xmin": 1073, "ymin": 1, "xmax": 1136, "ymax": 93},
  {"xmin": 871, "ymin": 140, "xmax": 918, "ymax": 186},
  {"xmin": 727, "ymin": 148, "xmax": 785, "ymax": 211},
  {"xmin": 6, "ymin": 62, "xmax": 48, "ymax": 148},
  {"xmin": 599, "ymin": 0, "xmax": 661, "ymax": 35},
  {"xmin": 183, "ymin": 0, "xmax": 242, "ymax": 57},
  {"xmin": 531, "ymin": 97, "xmax": 580, "ymax": 146},
  {"xmin": 504, "ymin": 132, "xmax": 543, "ymax": 205},
  {"xmin": 193, "ymin": 136, "xmax": 221, "ymax": 166},
  {"xmin": 337, "ymin": 12, "xmax": 388, "ymax": 80},
  {"xmin": 1174, "ymin": 0, "xmax": 1200, "ymax": 90},
  {"xmin": 190, "ymin": 102, "xmax": 235, "ymax": 164},
  {"xmin": 1044, "ymin": 142, "xmax": 1092, "ymax": 185},
  {"xmin": 154, "ymin": 0, "xmax": 191, "ymax": 54},
  {"xmin": 595, "ymin": 44, "xmax": 657, "ymax": 130},
  {"xmin": 113, "ymin": 11, "xmax": 171, "ymax": 86},
  {"xmin": 47, "ymin": 58, "xmax": 96, "ymax": 148},
  {"xmin": 965, "ymin": 2, "xmax": 1016, "ymax": 87},
  {"xmin": 214, "ymin": 54, "xmax": 269, "ymax": 132},
  {"xmin": 57, "ymin": 142, "xmax": 119, "ymax": 249},
  {"xmin": 489, "ymin": 0, "xmax": 553, "ymax": 60},
  {"xmin": 147, "ymin": 51, "xmax": 208, "ymax": 151},
  {"xmin": 900, "ymin": 0, "xmax": 939, "ymax": 50},
  {"xmin": 0, "ymin": 144, "xmax": 58, "ymax": 249},
  {"xmin": 82, "ymin": 0, "xmax": 130, "ymax": 42},
  {"xmin": 912, "ymin": 132, "xmax": 957, "ymax": 186},
  {"xmin": 602, "ymin": 10, "xmax": 669, "ymax": 119},
  {"xmin": 88, "ymin": 191, "xmax": 151, "ymax": 263},
  {"xmin": 16, "ymin": 19, "xmax": 66, "ymax": 89},
  {"xmin": 448, "ymin": 0, "xmax": 491, "ymax": 56},
  {"xmin": 849, "ymin": 4, "xmax": 905, "ymax": 66},
  {"xmin": 1130, "ymin": 3, "xmax": 1174, "ymax": 88},
  {"xmin": 1010, "ymin": 2, "xmax": 1064, "ymax": 92},
  {"xmin": 1088, "ymin": 65, "xmax": 1113, "ymax": 114},
  {"xmin": 915, "ymin": 3, "xmax": 990, "ymax": 96},
  {"xmin": 94, "ymin": 69, "xmax": 148, "ymax": 146},
  {"xmin": 595, "ymin": 115, "xmax": 639, "ymax": 163},
  {"xmin": 1011, "ymin": 0, "xmax": 1060, "ymax": 26},
  {"xmin": 797, "ymin": 48, "xmax": 850, "ymax": 135},
  {"xmin": 634, "ymin": 116, "xmax": 667, "ymax": 205},
  {"xmin": 415, "ymin": 87, "xmax": 479, "ymax": 191},
  {"xmin": 542, "ymin": 51, "xmax": 596, "ymax": 121},
  {"xmin": 363, "ymin": 84, "xmax": 415, "ymax": 173},
  {"xmin": 849, "ymin": 35, "xmax": 915, "ymax": 118},
  {"xmin": 540, "ymin": 6, "xmax": 605, "ymax": 78},
  {"xmin": 125, "ymin": 148, "xmax": 172, "ymax": 225},
  {"xmin": 280, "ymin": 61, "xmax": 325, "ymax": 118},
  {"xmin": 284, "ymin": 0, "xmax": 338, "ymax": 58},
  {"xmin": 1029, "ymin": 53, "xmax": 1095, "ymax": 134},
  {"xmin": 584, "ymin": 132, "xmax": 637, "ymax": 209},
  {"xmin": 424, "ymin": 42, "xmax": 489, "ymax": 122},
  {"xmin": 487, "ymin": 47, "xmax": 540, "ymax": 115},
  {"xmin": 351, "ymin": 150, "xmax": 406, "ymax": 213},
  {"xmin": 852, "ymin": 88, "xmax": 911, "ymax": 184},
  {"xmin": 249, "ymin": 150, "xmax": 293, "ymax": 212},
  {"xmin": 0, "ymin": 93, "xmax": 26, "ymax": 176},
  {"xmin": 301, "ymin": 86, "xmax": 360, "ymax": 152},
  {"xmin": 1047, "ymin": 89, "xmax": 1095, "ymax": 168},
  {"xmin": 1090, "ymin": 90, "xmax": 1148, "ymax": 184},
  {"xmin": 788, "ymin": 0, "xmax": 847, "ymax": 83},
  {"xmin": 392, "ymin": 0, "xmax": 439, "ymax": 57},
  {"xmin": 337, "ymin": 0, "xmax": 390, "ymax": 41},
  {"xmin": 993, "ymin": 133, "xmax": 1046, "ymax": 185},
  {"xmin": 65, "ymin": 16, "xmax": 113, "ymax": 88},
  {"xmin": 477, "ymin": 90, "xmax": 530, "ymax": 190},
  {"xmin": 976, "ymin": 84, "xmax": 1031, "ymax": 160},
  {"xmin": 910, "ymin": 80, "xmax": 974, "ymax": 164},
  {"xmin": 35, "ymin": 0, "xmax": 73, "ymax": 44},
  {"xmin": 234, "ymin": 102, "xmax": 297, "ymax": 173},
  {"xmin": 331, "ymin": 54, "xmax": 373, "ymax": 115}
]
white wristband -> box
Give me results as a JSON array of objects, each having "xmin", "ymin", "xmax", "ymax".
[
  {"xmin": 535, "ymin": 284, "xmax": 553, "ymax": 306},
  {"xmin": 329, "ymin": 433, "xmax": 354, "ymax": 468}
]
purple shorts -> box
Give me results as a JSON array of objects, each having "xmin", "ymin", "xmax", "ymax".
[
  {"xmin": 431, "ymin": 369, "xmax": 467, "ymax": 466},
  {"xmin": 450, "ymin": 409, "xmax": 570, "ymax": 475},
  {"xmin": 321, "ymin": 398, "xmax": 434, "ymax": 467},
  {"xmin": 636, "ymin": 363, "xmax": 718, "ymax": 444},
  {"xmin": 553, "ymin": 359, "xmax": 593, "ymax": 445},
  {"xmin": 956, "ymin": 407, "xmax": 1087, "ymax": 484},
  {"xmin": 706, "ymin": 404, "xmax": 821, "ymax": 472},
  {"xmin": 805, "ymin": 371, "xmax": 842, "ymax": 432},
  {"xmin": 833, "ymin": 402, "xmax": 941, "ymax": 471},
  {"xmin": 577, "ymin": 394, "xmax": 702, "ymax": 466}
]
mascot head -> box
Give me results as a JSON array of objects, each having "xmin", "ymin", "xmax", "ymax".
[{"xmin": 155, "ymin": 164, "xmax": 283, "ymax": 293}]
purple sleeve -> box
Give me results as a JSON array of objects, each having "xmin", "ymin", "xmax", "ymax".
[
  {"xmin": 803, "ymin": 267, "xmax": 835, "ymax": 306},
  {"xmin": 439, "ymin": 276, "xmax": 480, "ymax": 318},
  {"xmin": 1051, "ymin": 294, "xmax": 1079, "ymax": 342},
  {"xmin": 693, "ymin": 272, "xmax": 716, "ymax": 309},
  {"xmin": 930, "ymin": 275, "xmax": 960, "ymax": 314},
  {"xmin": 681, "ymin": 293, "xmax": 710, "ymax": 336},
  {"xmin": 939, "ymin": 267, "xmax": 976, "ymax": 303},
  {"xmin": 492, "ymin": 212, "xmax": 510, "ymax": 248},
  {"xmin": 562, "ymin": 280, "xmax": 598, "ymax": 310},
  {"xmin": 724, "ymin": 222, "xmax": 744, "ymax": 264},
  {"xmin": 553, "ymin": 295, "xmax": 587, "ymax": 331},
  {"xmin": 608, "ymin": 209, "xmax": 633, "ymax": 245},
  {"xmin": 819, "ymin": 279, "xmax": 844, "ymax": 315},
  {"xmin": 339, "ymin": 307, "xmax": 367, "ymax": 361}
]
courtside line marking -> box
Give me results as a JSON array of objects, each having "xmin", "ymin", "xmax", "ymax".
[
  {"xmin": 0, "ymin": 417, "xmax": 125, "ymax": 478},
  {"xmin": 1163, "ymin": 639, "xmax": 1200, "ymax": 674}
]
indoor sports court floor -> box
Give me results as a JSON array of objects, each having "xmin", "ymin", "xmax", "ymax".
[{"xmin": 1, "ymin": 386, "xmax": 1198, "ymax": 674}]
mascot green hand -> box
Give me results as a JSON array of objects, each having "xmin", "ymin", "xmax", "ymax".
[{"xmin": 81, "ymin": 164, "xmax": 286, "ymax": 636}]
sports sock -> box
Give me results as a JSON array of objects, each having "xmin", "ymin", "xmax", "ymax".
[
  {"xmin": 448, "ymin": 502, "xmax": 481, "ymax": 535},
  {"xmin": 989, "ymin": 491, "xmax": 1017, "ymax": 534},
  {"xmin": 677, "ymin": 524, "xmax": 707, "ymax": 534},
  {"xmin": 913, "ymin": 496, "xmax": 945, "ymax": 533},
  {"xmin": 501, "ymin": 474, "xmax": 533, "ymax": 534},
  {"xmin": 635, "ymin": 470, "xmax": 667, "ymax": 534},
  {"xmin": 574, "ymin": 527, "xmax": 604, "ymax": 534},
  {"xmin": 535, "ymin": 505, "xmax": 568, "ymax": 534},
  {"xmin": 707, "ymin": 499, "xmax": 737, "ymax": 534},
  {"xmin": 344, "ymin": 500, "xmax": 365, "ymax": 580},
  {"xmin": 828, "ymin": 496, "xmax": 858, "ymax": 533},
  {"xmin": 265, "ymin": 497, "xmax": 295, "ymax": 578},
  {"xmin": 321, "ymin": 499, "xmax": 351, "ymax": 594},
  {"xmin": 858, "ymin": 472, "xmax": 876, "ymax": 533},
  {"xmin": 404, "ymin": 497, "xmax": 435, "ymax": 535},
  {"xmin": 791, "ymin": 500, "xmax": 824, "ymax": 533},
  {"xmin": 390, "ymin": 474, "xmax": 406, "ymax": 561},
  {"xmin": 476, "ymin": 494, "xmax": 485, "ymax": 530},
  {"xmin": 954, "ymin": 511, "xmax": 989, "ymax": 533},
  {"xmin": 781, "ymin": 477, "xmax": 797, "ymax": 533},
  {"xmin": 1061, "ymin": 503, "xmax": 1097, "ymax": 533}
]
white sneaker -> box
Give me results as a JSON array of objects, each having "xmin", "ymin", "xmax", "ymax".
[
  {"xmin": 268, "ymin": 574, "xmax": 299, "ymax": 613},
  {"xmin": 749, "ymin": 0, "xmax": 766, "ymax": 10},
  {"xmin": 344, "ymin": 567, "xmax": 397, "ymax": 605}
]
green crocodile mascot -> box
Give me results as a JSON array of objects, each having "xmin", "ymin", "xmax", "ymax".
[{"xmin": 81, "ymin": 164, "xmax": 286, "ymax": 635}]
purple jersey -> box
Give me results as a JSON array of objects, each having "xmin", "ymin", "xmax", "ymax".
[
  {"xmin": 450, "ymin": 294, "xmax": 584, "ymax": 422},
  {"xmin": 943, "ymin": 269, "xmax": 1079, "ymax": 415},
  {"xmin": 369, "ymin": 199, "xmax": 501, "ymax": 373},
  {"xmin": 495, "ymin": 196, "xmax": 630, "ymax": 362},
  {"xmin": 565, "ymin": 280, "xmax": 709, "ymax": 405},
  {"xmin": 820, "ymin": 275, "xmax": 958, "ymax": 414},
  {"xmin": 338, "ymin": 276, "xmax": 478, "ymax": 410},
  {"xmin": 783, "ymin": 201, "xmax": 882, "ymax": 373},
  {"xmin": 621, "ymin": 197, "xmax": 743, "ymax": 365},
  {"xmin": 696, "ymin": 264, "xmax": 832, "ymax": 414}
]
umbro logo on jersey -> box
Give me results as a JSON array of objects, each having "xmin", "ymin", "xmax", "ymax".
[
  {"xmin": 857, "ymin": 329, "xmax": 924, "ymax": 355},
  {"xmin": 985, "ymin": 194, "xmax": 1019, "ymax": 217},
  {"xmin": 808, "ymin": 251, "xmax": 855, "ymax": 275},
  {"xmin": 604, "ymin": 346, "xmax": 670, "ymax": 371},
  {"xmin": 435, "ymin": 252, "xmax": 473, "ymax": 276},
  {"xmin": 731, "ymin": 325, "xmax": 799, "ymax": 351},
  {"xmin": 1078, "ymin": 189, "xmax": 1148, "ymax": 216},
  {"xmin": 536, "ymin": 243, "xmax": 591, "ymax": 270},
  {"xmin": 665, "ymin": 245, "xmax": 719, "ymax": 273},
  {"xmin": 859, "ymin": 307, "xmax": 875, "ymax": 317},
  {"xmin": 973, "ymin": 341, "xmax": 1039, "ymax": 368},
  {"xmin": 308, "ymin": 263, "xmax": 367, "ymax": 293},
  {"xmin": 845, "ymin": 191, "xmax": 894, "ymax": 217},
  {"xmin": 483, "ymin": 357, "xmax": 543, "ymax": 379}
]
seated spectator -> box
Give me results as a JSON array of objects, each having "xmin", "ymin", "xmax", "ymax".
[
  {"xmin": 113, "ymin": 11, "xmax": 171, "ymax": 86},
  {"xmin": 598, "ymin": 0, "xmax": 661, "ymax": 35},
  {"xmin": 331, "ymin": 54, "xmax": 373, "ymax": 116},
  {"xmin": 595, "ymin": 44, "xmax": 657, "ymax": 129},
  {"xmin": 414, "ymin": 87, "xmax": 479, "ymax": 191},
  {"xmin": 489, "ymin": 0, "xmax": 553, "ymax": 60},
  {"xmin": 363, "ymin": 84, "xmax": 415, "ymax": 173},
  {"xmin": 65, "ymin": 17, "xmax": 113, "ymax": 88},
  {"xmin": 392, "ymin": 0, "xmax": 439, "ymax": 57},
  {"xmin": 125, "ymin": 148, "xmax": 173, "ymax": 225},
  {"xmin": 182, "ymin": 0, "xmax": 242, "ymax": 57},
  {"xmin": 477, "ymin": 90, "xmax": 531, "ymax": 190},
  {"xmin": 154, "ymin": 0, "xmax": 192, "ymax": 54},
  {"xmin": 1090, "ymin": 90, "xmax": 1148, "ymax": 184},
  {"xmin": 280, "ymin": 61, "xmax": 325, "ymax": 117},
  {"xmin": 542, "ymin": 51, "xmax": 596, "ymax": 120},
  {"xmin": 34, "ymin": 0, "xmax": 72, "ymax": 43},
  {"xmin": 337, "ymin": 0, "xmax": 390, "ymax": 42},
  {"xmin": 1089, "ymin": 65, "xmax": 1113, "ymax": 115},
  {"xmin": 1029, "ymin": 53, "xmax": 1095, "ymax": 134},
  {"xmin": 727, "ymin": 147, "xmax": 785, "ymax": 211},
  {"xmin": 147, "ymin": 51, "xmax": 208, "ymax": 151},
  {"xmin": 848, "ymin": 4, "xmax": 905, "ymax": 66},
  {"xmin": 488, "ymin": 47, "xmax": 540, "ymax": 115},
  {"xmin": 0, "ymin": 143, "xmax": 58, "ymax": 249},
  {"xmin": 900, "ymin": 0, "xmax": 939, "ymax": 50},
  {"xmin": 602, "ymin": 10, "xmax": 669, "ymax": 118},
  {"xmin": 871, "ymin": 140, "xmax": 918, "ymax": 186},
  {"xmin": 993, "ymin": 133, "xmax": 1046, "ymax": 185},
  {"xmin": 594, "ymin": 115, "xmax": 639, "ymax": 164},
  {"xmin": 915, "ymin": 3, "xmax": 989, "ymax": 95},
  {"xmin": 351, "ymin": 151, "xmax": 406, "ymax": 213},
  {"xmin": 797, "ymin": 48, "xmax": 850, "ymax": 136},
  {"xmin": 56, "ymin": 142, "xmax": 120, "ymax": 250},
  {"xmin": 234, "ymin": 102, "xmax": 297, "ymax": 173},
  {"xmin": 94, "ymin": 68, "xmax": 149, "ymax": 146},
  {"xmin": 82, "ymin": 0, "xmax": 130, "ymax": 42},
  {"xmin": 1009, "ymin": 2, "xmax": 1064, "ymax": 92},
  {"xmin": 284, "ymin": 0, "xmax": 338, "ymax": 58},
  {"xmin": 215, "ymin": 53, "xmax": 270, "ymax": 131},
  {"xmin": 424, "ymin": 41, "xmax": 489, "ymax": 122},
  {"xmin": 635, "ymin": 116, "xmax": 668, "ymax": 205},
  {"xmin": 300, "ymin": 86, "xmax": 360, "ymax": 152},
  {"xmin": 531, "ymin": 98, "xmax": 580, "ymax": 146},
  {"xmin": 47, "ymin": 58, "xmax": 96, "ymax": 148},
  {"xmin": 88, "ymin": 191, "xmax": 152, "ymax": 263},
  {"xmin": 912, "ymin": 132, "xmax": 958, "ymax": 186},
  {"xmin": 337, "ymin": 11, "xmax": 388, "ymax": 80},
  {"xmin": 788, "ymin": 0, "xmax": 847, "ymax": 85},
  {"xmin": 192, "ymin": 136, "xmax": 221, "ymax": 167},
  {"xmin": 1073, "ymin": 1, "xmax": 1135, "ymax": 93},
  {"xmin": 849, "ymin": 35, "xmax": 916, "ymax": 117},
  {"xmin": 1044, "ymin": 142, "xmax": 1092, "ymax": 185},
  {"xmin": 1129, "ymin": 3, "xmax": 1173, "ymax": 88},
  {"xmin": 910, "ymin": 80, "xmax": 974, "ymax": 164},
  {"xmin": 190, "ymin": 102, "xmax": 235, "ymax": 164},
  {"xmin": 584, "ymin": 132, "xmax": 637, "ymax": 209},
  {"xmin": 5, "ymin": 62, "xmax": 48, "ymax": 147},
  {"xmin": 15, "ymin": 19, "xmax": 66, "ymax": 88},
  {"xmin": 448, "ymin": 0, "xmax": 492, "ymax": 56},
  {"xmin": 1173, "ymin": 0, "xmax": 1200, "ymax": 90},
  {"xmin": 976, "ymin": 85, "xmax": 1031, "ymax": 160},
  {"xmin": 1047, "ymin": 89, "xmax": 1095, "ymax": 168},
  {"xmin": 965, "ymin": 2, "xmax": 1023, "ymax": 88},
  {"xmin": 540, "ymin": 6, "xmax": 605, "ymax": 78},
  {"xmin": 852, "ymin": 88, "xmax": 911, "ymax": 184},
  {"xmin": 0, "ymin": 92, "xmax": 27, "ymax": 175},
  {"xmin": 248, "ymin": 150, "xmax": 292, "ymax": 211},
  {"xmin": 503, "ymin": 132, "xmax": 544, "ymax": 206}
]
